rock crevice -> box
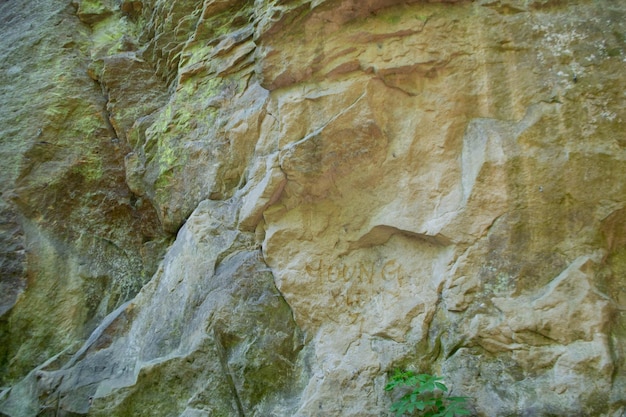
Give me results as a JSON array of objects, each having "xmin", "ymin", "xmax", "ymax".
[{"xmin": 1, "ymin": 0, "xmax": 625, "ymax": 416}]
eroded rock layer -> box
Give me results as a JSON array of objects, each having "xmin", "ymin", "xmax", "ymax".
[{"xmin": 1, "ymin": 0, "xmax": 625, "ymax": 416}]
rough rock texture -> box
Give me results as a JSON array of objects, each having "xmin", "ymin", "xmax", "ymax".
[
  {"xmin": 0, "ymin": 0, "xmax": 170, "ymax": 386},
  {"xmin": 1, "ymin": 0, "xmax": 625, "ymax": 416}
]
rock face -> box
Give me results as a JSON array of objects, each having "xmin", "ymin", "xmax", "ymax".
[{"xmin": 1, "ymin": 0, "xmax": 625, "ymax": 416}]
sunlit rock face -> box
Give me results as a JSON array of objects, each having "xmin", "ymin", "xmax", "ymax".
[{"xmin": 1, "ymin": 0, "xmax": 625, "ymax": 416}]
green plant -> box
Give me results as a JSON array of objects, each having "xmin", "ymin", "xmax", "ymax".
[{"xmin": 385, "ymin": 369, "xmax": 471, "ymax": 417}]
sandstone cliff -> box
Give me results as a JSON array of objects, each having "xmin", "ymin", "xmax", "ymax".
[{"xmin": 1, "ymin": 0, "xmax": 625, "ymax": 416}]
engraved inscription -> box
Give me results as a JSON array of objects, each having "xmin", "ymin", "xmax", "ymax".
[
  {"xmin": 305, "ymin": 259, "xmax": 405, "ymax": 284},
  {"xmin": 304, "ymin": 258, "xmax": 407, "ymax": 312}
]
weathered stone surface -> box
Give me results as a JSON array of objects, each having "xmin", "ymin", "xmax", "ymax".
[
  {"xmin": 2, "ymin": 200, "xmax": 302, "ymax": 417},
  {"xmin": 1, "ymin": 0, "xmax": 626, "ymax": 416},
  {"xmin": 0, "ymin": 0, "xmax": 168, "ymax": 386}
]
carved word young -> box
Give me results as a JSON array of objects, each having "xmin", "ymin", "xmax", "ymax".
[{"xmin": 304, "ymin": 259, "xmax": 405, "ymax": 285}]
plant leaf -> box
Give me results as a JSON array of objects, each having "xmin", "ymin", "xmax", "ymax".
[{"xmin": 435, "ymin": 382, "xmax": 448, "ymax": 392}]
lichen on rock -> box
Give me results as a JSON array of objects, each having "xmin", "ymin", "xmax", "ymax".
[{"xmin": 1, "ymin": 0, "xmax": 626, "ymax": 416}]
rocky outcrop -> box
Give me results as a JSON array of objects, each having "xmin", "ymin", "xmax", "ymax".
[
  {"xmin": 1, "ymin": 0, "xmax": 625, "ymax": 416},
  {"xmin": 0, "ymin": 0, "xmax": 169, "ymax": 386}
]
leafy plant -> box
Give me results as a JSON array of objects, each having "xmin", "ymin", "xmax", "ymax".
[{"xmin": 385, "ymin": 369, "xmax": 471, "ymax": 417}]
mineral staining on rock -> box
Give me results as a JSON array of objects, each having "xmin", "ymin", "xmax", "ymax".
[
  {"xmin": 1, "ymin": 0, "xmax": 625, "ymax": 416},
  {"xmin": 0, "ymin": 0, "xmax": 168, "ymax": 386}
]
